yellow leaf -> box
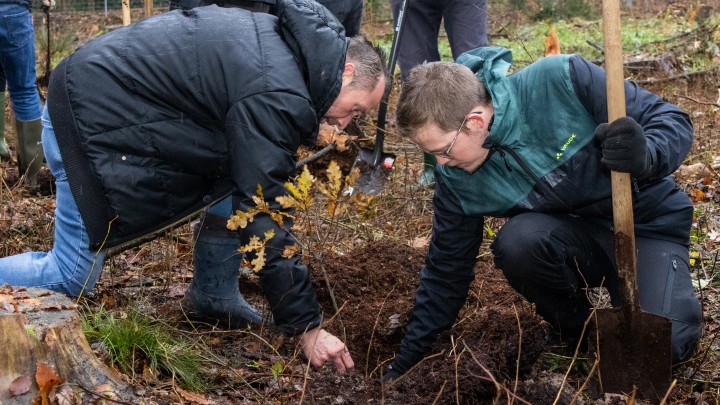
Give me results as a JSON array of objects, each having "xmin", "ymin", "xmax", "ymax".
[
  {"xmin": 326, "ymin": 161, "xmax": 343, "ymax": 193},
  {"xmin": 227, "ymin": 211, "xmax": 254, "ymax": 230},
  {"xmin": 270, "ymin": 211, "xmax": 288, "ymax": 227},
  {"xmin": 276, "ymin": 194, "xmax": 299, "ymax": 209},
  {"xmin": 251, "ymin": 249, "xmax": 266, "ymax": 272},
  {"xmin": 282, "ymin": 244, "xmax": 299, "ymax": 258},
  {"xmin": 239, "ymin": 235, "xmax": 263, "ymax": 253}
]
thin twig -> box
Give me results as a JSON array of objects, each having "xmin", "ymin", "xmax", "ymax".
[
  {"xmin": 295, "ymin": 142, "xmax": 337, "ymax": 169},
  {"xmin": 675, "ymin": 94, "xmax": 720, "ymax": 108},
  {"xmin": 365, "ymin": 287, "xmax": 395, "ymax": 378},
  {"xmin": 512, "ymin": 304, "xmax": 522, "ymax": 404},
  {"xmin": 659, "ymin": 378, "xmax": 678, "ymax": 405},
  {"xmin": 462, "ymin": 341, "xmax": 534, "ymax": 405},
  {"xmin": 74, "ymin": 383, "xmax": 136, "ymax": 405},
  {"xmin": 431, "ymin": 379, "xmax": 448, "ymax": 405}
]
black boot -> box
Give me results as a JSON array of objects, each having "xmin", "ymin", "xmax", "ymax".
[{"xmin": 181, "ymin": 214, "xmax": 268, "ymax": 328}]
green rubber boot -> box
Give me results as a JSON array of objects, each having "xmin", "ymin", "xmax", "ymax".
[
  {"xmin": 0, "ymin": 93, "xmax": 8, "ymax": 158},
  {"xmin": 417, "ymin": 152, "xmax": 436, "ymax": 187},
  {"xmin": 15, "ymin": 118, "xmax": 44, "ymax": 187}
]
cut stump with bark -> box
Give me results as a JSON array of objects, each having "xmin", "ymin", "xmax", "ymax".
[{"xmin": 0, "ymin": 284, "xmax": 137, "ymax": 404}]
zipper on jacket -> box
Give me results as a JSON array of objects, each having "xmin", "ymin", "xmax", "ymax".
[{"xmin": 487, "ymin": 141, "xmax": 570, "ymax": 210}]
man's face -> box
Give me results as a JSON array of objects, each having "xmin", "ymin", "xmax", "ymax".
[
  {"xmin": 322, "ymin": 65, "xmax": 386, "ymax": 130},
  {"xmin": 414, "ymin": 111, "xmax": 492, "ymax": 174}
]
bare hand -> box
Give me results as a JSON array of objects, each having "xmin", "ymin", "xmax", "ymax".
[{"xmin": 300, "ymin": 328, "xmax": 354, "ymax": 373}]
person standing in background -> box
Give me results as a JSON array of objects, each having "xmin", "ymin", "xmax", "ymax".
[
  {"xmin": 391, "ymin": 0, "xmax": 489, "ymax": 186},
  {"xmin": 0, "ymin": 0, "xmax": 47, "ymax": 186},
  {"xmin": 317, "ymin": 0, "xmax": 364, "ymax": 37}
]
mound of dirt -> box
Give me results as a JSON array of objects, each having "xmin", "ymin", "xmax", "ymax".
[{"xmin": 303, "ymin": 239, "xmax": 576, "ymax": 404}]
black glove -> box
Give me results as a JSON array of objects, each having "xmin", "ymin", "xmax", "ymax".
[{"xmin": 594, "ymin": 116, "xmax": 651, "ymax": 180}]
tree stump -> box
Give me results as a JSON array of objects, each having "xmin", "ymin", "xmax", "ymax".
[{"xmin": 0, "ymin": 285, "xmax": 137, "ymax": 404}]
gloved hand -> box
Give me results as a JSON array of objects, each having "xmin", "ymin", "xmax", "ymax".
[
  {"xmin": 594, "ymin": 116, "xmax": 651, "ymax": 180},
  {"xmin": 42, "ymin": 0, "xmax": 55, "ymax": 10},
  {"xmin": 381, "ymin": 363, "xmax": 403, "ymax": 384}
]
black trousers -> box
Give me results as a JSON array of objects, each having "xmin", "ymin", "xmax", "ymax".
[
  {"xmin": 391, "ymin": 0, "xmax": 489, "ymax": 79},
  {"xmin": 491, "ymin": 212, "xmax": 702, "ymax": 364}
]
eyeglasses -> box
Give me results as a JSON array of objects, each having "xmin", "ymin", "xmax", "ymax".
[{"xmin": 434, "ymin": 111, "xmax": 481, "ymax": 159}]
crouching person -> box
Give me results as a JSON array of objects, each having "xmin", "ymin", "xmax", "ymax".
[
  {"xmin": 383, "ymin": 46, "xmax": 701, "ymax": 381},
  {"xmin": 0, "ymin": 0, "xmax": 388, "ymax": 373}
]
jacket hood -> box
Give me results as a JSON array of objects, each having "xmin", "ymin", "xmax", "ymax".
[
  {"xmin": 276, "ymin": 0, "xmax": 348, "ymax": 120},
  {"xmin": 456, "ymin": 46, "xmax": 514, "ymax": 145}
]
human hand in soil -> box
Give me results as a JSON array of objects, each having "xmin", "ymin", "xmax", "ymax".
[{"xmin": 300, "ymin": 327, "xmax": 354, "ymax": 373}]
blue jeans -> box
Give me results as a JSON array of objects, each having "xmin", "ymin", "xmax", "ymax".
[
  {"xmin": 0, "ymin": 107, "xmax": 105, "ymax": 296},
  {"xmin": 0, "ymin": 4, "xmax": 41, "ymax": 121}
]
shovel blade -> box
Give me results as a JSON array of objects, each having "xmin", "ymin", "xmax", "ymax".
[
  {"xmin": 350, "ymin": 147, "xmax": 396, "ymax": 195},
  {"xmin": 595, "ymin": 306, "xmax": 672, "ymax": 400}
]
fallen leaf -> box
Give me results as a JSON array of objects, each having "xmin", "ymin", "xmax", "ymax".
[
  {"xmin": 411, "ymin": 236, "xmax": 430, "ymax": 249},
  {"xmin": 9, "ymin": 375, "xmax": 32, "ymax": 396},
  {"xmin": 36, "ymin": 362, "xmax": 64, "ymax": 405},
  {"xmin": 95, "ymin": 383, "xmax": 117, "ymax": 399},
  {"xmin": 2, "ymin": 302, "xmax": 15, "ymax": 313},
  {"xmin": 176, "ymin": 387, "xmax": 211, "ymax": 404},
  {"xmin": 52, "ymin": 382, "xmax": 75, "ymax": 405}
]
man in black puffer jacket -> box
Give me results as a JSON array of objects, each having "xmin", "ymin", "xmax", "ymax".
[{"xmin": 0, "ymin": 0, "xmax": 387, "ymax": 373}]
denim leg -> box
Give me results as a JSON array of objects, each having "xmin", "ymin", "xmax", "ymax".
[
  {"xmin": 0, "ymin": 5, "xmax": 41, "ymax": 121},
  {"xmin": 0, "ymin": 107, "xmax": 105, "ymax": 297}
]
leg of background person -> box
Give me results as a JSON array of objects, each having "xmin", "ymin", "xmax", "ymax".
[
  {"xmin": 391, "ymin": 0, "xmax": 443, "ymax": 187},
  {"xmin": 0, "ymin": 4, "xmax": 43, "ymax": 185},
  {"xmin": 443, "ymin": 0, "xmax": 489, "ymax": 59},
  {"xmin": 591, "ymin": 234, "xmax": 702, "ymax": 364},
  {"xmin": 317, "ymin": 0, "xmax": 364, "ymax": 37},
  {"xmin": 341, "ymin": 0, "xmax": 364, "ymax": 37},
  {"xmin": 0, "ymin": 106, "xmax": 106, "ymax": 297},
  {"xmin": 491, "ymin": 212, "xmax": 617, "ymax": 342},
  {"xmin": 181, "ymin": 196, "xmax": 268, "ymax": 327},
  {"xmin": 391, "ymin": 0, "xmax": 443, "ymax": 79}
]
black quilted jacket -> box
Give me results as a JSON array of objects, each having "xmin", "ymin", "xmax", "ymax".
[{"xmin": 47, "ymin": 0, "xmax": 347, "ymax": 334}]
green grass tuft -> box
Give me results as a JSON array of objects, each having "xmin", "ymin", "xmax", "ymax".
[{"xmin": 81, "ymin": 306, "xmax": 203, "ymax": 391}]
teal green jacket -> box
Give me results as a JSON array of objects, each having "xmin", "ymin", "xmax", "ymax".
[{"xmin": 391, "ymin": 47, "xmax": 694, "ymax": 374}]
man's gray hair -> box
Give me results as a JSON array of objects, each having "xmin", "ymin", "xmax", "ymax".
[{"xmin": 346, "ymin": 36, "xmax": 388, "ymax": 93}]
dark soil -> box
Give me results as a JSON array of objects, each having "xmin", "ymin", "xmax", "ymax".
[
  {"xmin": 2, "ymin": 1, "xmax": 720, "ymax": 404},
  {"xmin": 93, "ymin": 238, "xmax": 565, "ymax": 404}
]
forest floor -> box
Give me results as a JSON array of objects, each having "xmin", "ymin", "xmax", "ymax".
[{"xmin": 3, "ymin": 1, "xmax": 720, "ymax": 404}]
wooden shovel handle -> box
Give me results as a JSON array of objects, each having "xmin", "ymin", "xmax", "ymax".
[{"xmin": 603, "ymin": 0, "xmax": 640, "ymax": 309}]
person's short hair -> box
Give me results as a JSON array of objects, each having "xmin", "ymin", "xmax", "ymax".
[
  {"xmin": 346, "ymin": 36, "xmax": 388, "ymax": 93},
  {"xmin": 396, "ymin": 61, "xmax": 492, "ymax": 140}
]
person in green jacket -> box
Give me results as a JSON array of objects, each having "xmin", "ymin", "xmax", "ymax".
[{"xmin": 383, "ymin": 46, "xmax": 701, "ymax": 381}]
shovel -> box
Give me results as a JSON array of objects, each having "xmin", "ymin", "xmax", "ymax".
[
  {"xmin": 594, "ymin": 0, "xmax": 672, "ymax": 400},
  {"xmin": 350, "ymin": 0, "xmax": 408, "ymax": 195}
]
